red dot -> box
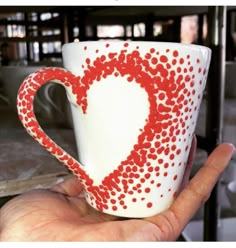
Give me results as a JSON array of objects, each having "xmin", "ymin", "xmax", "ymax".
[
  {"xmin": 112, "ymin": 206, "xmax": 118, "ymax": 211},
  {"xmin": 172, "ymin": 59, "xmax": 177, "ymax": 65},
  {"xmin": 170, "ymin": 154, "xmax": 175, "ymax": 160},
  {"xmin": 179, "ymin": 58, "xmax": 184, "ymax": 64},
  {"xmin": 145, "ymin": 53, "xmax": 151, "ymax": 59},
  {"xmin": 120, "ymin": 194, "xmax": 125, "ymax": 198},
  {"xmin": 150, "ymin": 48, "xmax": 155, "ymax": 53},
  {"xmin": 158, "ymin": 92, "xmax": 165, "ymax": 100},
  {"xmin": 151, "ymin": 57, "xmax": 158, "ymax": 64},
  {"xmin": 150, "ymin": 148, "xmax": 155, "ymax": 153},
  {"xmin": 171, "ymin": 145, "xmax": 176, "ymax": 151},
  {"xmin": 164, "ymin": 163, "xmax": 169, "ymax": 168},
  {"xmin": 145, "ymin": 173, "xmax": 151, "ymax": 179},
  {"xmin": 185, "ymin": 75, "xmax": 190, "ymax": 82},
  {"xmin": 176, "ymin": 149, "xmax": 181, "ymax": 155},
  {"xmin": 173, "ymin": 50, "xmax": 179, "ymax": 57},
  {"xmin": 160, "ymin": 55, "xmax": 168, "ymax": 63},
  {"xmin": 128, "ymin": 179, "xmax": 134, "ymax": 184},
  {"xmin": 104, "ymin": 204, "xmax": 108, "ymax": 210},
  {"xmin": 145, "ymin": 188, "xmax": 151, "ymax": 193},
  {"xmin": 158, "ymin": 159, "xmax": 163, "ymax": 164},
  {"xmin": 148, "ymin": 167, "xmax": 154, "ymax": 172},
  {"xmin": 147, "ymin": 202, "xmax": 153, "ymax": 208},
  {"xmin": 162, "ymin": 131, "xmax": 167, "ymax": 137},
  {"xmin": 164, "ymin": 148, "xmax": 170, "ymax": 155},
  {"xmin": 86, "ymin": 58, "xmax": 90, "ymax": 64}
]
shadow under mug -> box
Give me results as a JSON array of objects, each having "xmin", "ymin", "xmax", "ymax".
[{"xmin": 17, "ymin": 41, "xmax": 211, "ymax": 218}]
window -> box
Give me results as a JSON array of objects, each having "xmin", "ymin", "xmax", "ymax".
[{"xmin": 97, "ymin": 25, "xmax": 125, "ymax": 38}]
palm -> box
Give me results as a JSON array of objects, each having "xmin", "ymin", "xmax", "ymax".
[
  {"xmin": 1, "ymin": 188, "xmax": 161, "ymax": 241},
  {"xmin": 0, "ymin": 141, "xmax": 235, "ymax": 241}
]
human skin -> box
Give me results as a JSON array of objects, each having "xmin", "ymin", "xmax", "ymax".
[{"xmin": 0, "ymin": 137, "xmax": 235, "ymax": 241}]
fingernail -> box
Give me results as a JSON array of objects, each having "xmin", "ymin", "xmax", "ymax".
[{"xmin": 225, "ymin": 143, "xmax": 236, "ymax": 153}]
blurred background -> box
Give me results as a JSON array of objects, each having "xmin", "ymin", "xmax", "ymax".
[{"xmin": 0, "ymin": 5, "xmax": 236, "ymax": 241}]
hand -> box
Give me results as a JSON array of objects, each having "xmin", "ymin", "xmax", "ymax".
[{"xmin": 0, "ymin": 138, "xmax": 235, "ymax": 241}]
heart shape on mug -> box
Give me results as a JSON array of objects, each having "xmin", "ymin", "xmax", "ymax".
[
  {"xmin": 17, "ymin": 43, "xmax": 208, "ymax": 212},
  {"xmin": 72, "ymin": 75, "xmax": 150, "ymax": 184}
]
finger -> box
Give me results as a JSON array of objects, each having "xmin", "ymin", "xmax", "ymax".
[
  {"xmin": 180, "ymin": 135, "xmax": 197, "ymax": 190},
  {"xmin": 51, "ymin": 175, "xmax": 84, "ymax": 196},
  {"xmin": 145, "ymin": 143, "xmax": 235, "ymax": 240},
  {"xmin": 170, "ymin": 143, "xmax": 235, "ymax": 232}
]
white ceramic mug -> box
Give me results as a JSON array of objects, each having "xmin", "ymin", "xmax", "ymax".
[
  {"xmin": 17, "ymin": 41, "xmax": 211, "ymax": 218},
  {"xmin": 226, "ymin": 180, "xmax": 236, "ymax": 210}
]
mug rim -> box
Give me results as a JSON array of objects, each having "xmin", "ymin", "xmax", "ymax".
[{"xmin": 62, "ymin": 40, "xmax": 211, "ymax": 53}]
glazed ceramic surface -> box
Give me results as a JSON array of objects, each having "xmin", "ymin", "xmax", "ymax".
[
  {"xmin": 226, "ymin": 180, "xmax": 236, "ymax": 210},
  {"xmin": 17, "ymin": 41, "xmax": 211, "ymax": 217}
]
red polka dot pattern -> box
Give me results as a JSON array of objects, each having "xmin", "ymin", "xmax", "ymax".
[{"xmin": 17, "ymin": 42, "xmax": 210, "ymax": 217}]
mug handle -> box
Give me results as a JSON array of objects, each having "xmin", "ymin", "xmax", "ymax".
[{"xmin": 17, "ymin": 67, "xmax": 90, "ymax": 185}]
